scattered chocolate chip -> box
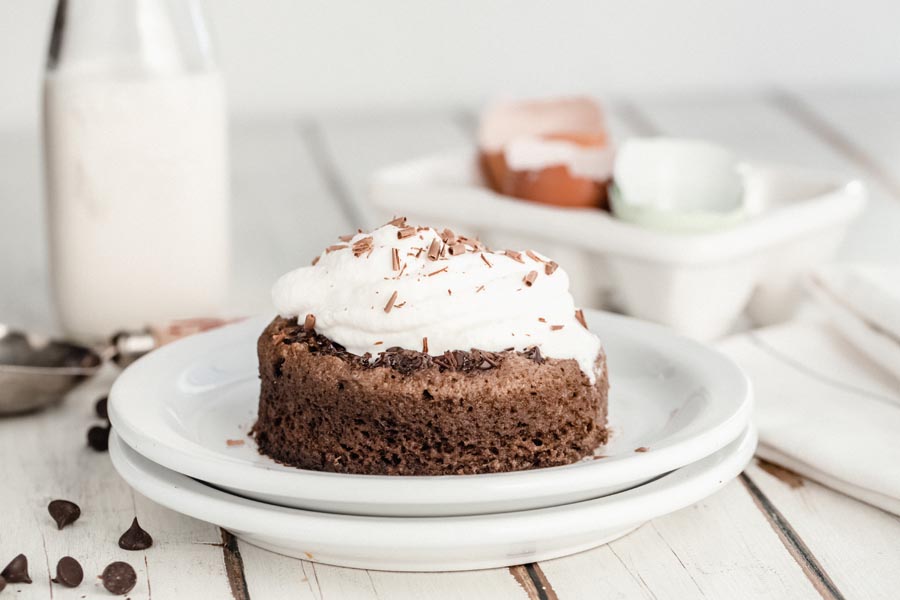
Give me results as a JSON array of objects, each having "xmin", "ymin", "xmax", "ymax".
[
  {"xmin": 53, "ymin": 556, "xmax": 83, "ymax": 588},
  {"xmin": 118, "ymin": 518, "xmax": 153, "ymax": 551},
  {"xmin": 101, "ymin": 562, "xmax": 136, "ymax": 595},
  {"xmin": 1, "ymin": 554, "xmax": 31, "ymax": 584},
  {"xmin": 95, "ymin": 396, "xmax": 108, "ymax": 419},
  {"xmin": 87, "ymin": 425, "xmax": 110, "ymax": 452},
  {"xmin": 48, "ymin": 499, "xmax": 81, "ymax": 530}
]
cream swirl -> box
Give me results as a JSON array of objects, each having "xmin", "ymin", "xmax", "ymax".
[{"xmin": 272, "ymin": 222, "xmax": 602, "ymax": 381}]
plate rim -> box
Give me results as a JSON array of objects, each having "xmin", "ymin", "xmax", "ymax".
[
  {"xmin": 108, "ymin": 426, "xmax": 757, "ymax": 555},
  {"xmin": 109, "ymin": 309, "xmax": 753, "ymax": 513}
]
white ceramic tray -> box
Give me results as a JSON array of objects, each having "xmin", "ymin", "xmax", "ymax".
[
  {"xmin": 110, "ymin": 426, "xmax": 756, "ymax": 572},
  {"xmin": 369, "ymin": 150, "xmax": 866, "ymax": 340},
  {"xmin": 108, "ymin": 309, "xmax": 752, "ymax": 517}
]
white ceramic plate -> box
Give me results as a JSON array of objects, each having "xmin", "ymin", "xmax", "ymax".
[
  {"xmin": 109, "ymin": 309, "xmax": 752, "ymax": 516},
  {"xmin": 110, "ymin": 426, "xmax": 757, "ymax": 572}
]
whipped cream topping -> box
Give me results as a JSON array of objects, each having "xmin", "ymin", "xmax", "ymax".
[{"xmin": 272, "ymin": 221, "xmax": 602, "ymax": 381}]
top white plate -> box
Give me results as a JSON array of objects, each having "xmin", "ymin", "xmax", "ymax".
[{"xmin": 108, "ymin": 309, "xmax": 751, "ymax": 517}]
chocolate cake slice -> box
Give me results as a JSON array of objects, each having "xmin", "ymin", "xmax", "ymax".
[
  {"xmin": 254, "ymin": 316, "xmax": 608, "ymax": 475},
  {"xmin": 253, "ymin": 219, "xmax": 610, "ymax": 476}
]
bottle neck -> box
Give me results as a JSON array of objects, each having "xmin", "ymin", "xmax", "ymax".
[{"xmin": 47, "ymin": 0, "xmax": 216, "ymax": 76}]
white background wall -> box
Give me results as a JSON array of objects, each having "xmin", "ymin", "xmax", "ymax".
[{"xmin": 3, "ymin": 0, "xmax": 900, "ymax": 130}]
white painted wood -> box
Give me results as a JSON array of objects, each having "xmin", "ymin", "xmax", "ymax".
[
  {"xmin": 541, "ymin": 480, "xmax": 821, "ymax": 599},
  {"xmin": 793, "ymin": 87, "xmax": 900, "ymax": 193},
  {"xmin": 625, "ymin": 94, "xmax": 900, "ymax": 263},
  {"xmin": 0, "ymin": 366, "xmax": 232, "ymax": 600},
  {"xmin": 228, "ymin": 118, "xmax": 352, "ymax": 317},
  {"xmin": 314, "ymin": 112, "xmax": 471, "ymax": 228},
  {"xmin": 746, "ymin": 461, "xmax": 900, "ymax": 600}
]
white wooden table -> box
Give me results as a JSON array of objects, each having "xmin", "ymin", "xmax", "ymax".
[{"xmin": 2, "ymin": 90, "xmax": 900, "ymax": 599}]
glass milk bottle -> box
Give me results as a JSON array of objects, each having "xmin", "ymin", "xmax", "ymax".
[{"xmin": 43, "ymin": 0, "xmax": 230, "ymax": 342}]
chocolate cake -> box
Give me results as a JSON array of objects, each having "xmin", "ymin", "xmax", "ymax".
[{"xmin": 253, "ymin": 219, "xmax": 610, "ymax": 476}]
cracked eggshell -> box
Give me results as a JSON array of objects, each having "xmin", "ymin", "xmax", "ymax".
[
  {"xmin": 478, "ymin": 97, "xmax": 614, "ymax": 209},
  {"xmin": 610, "ymin": 138, "xmax": 746, "ymax": 232}
]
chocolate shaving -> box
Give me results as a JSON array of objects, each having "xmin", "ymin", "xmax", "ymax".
[
  {"xmin": 311, "ymin": 255, "xmax": 320, "ymax": 266},
  {"xmin": 526, "ymin": 250, "xmax": 546, "ymax": 263},
  {"xmin": 545, "ymin": 261, "xmax": 559, "ymax": 275},
  {"xmin": 397, "ymin": 263, "xmax": 407, "ymax": 278},
  {"xmin": 387, "ymin": 216, "xmax": 407, "ymax": 227},
  {"xmin": 325, "ymin": 244, "xmax": 348, "ymax": 254},
  {"xmin": 392, "ymin": 248, "xmax": 400, "ymax": 271},
  {"xmin": 575, "ymin": 309, "xmax": 588, "ymax": 329},
  {"xmin": 384, "ymin": 291, "xmax": 398, "ymax": 313},
  {"xmin": 476, "ymin": 285, "xmax": 485, "ymax": 293},
  {"xmin": 448, "ymin": 241, "xmax": 466, "ymax": 255},
  {"xmin": 427, "ymin": 266, "xmax": 448, "ymax": 277},
  {"xmin": 395, "ymin": 301, "xmax": 406, "ymax": 308},
  {"xmin": 426, "ymin": 238, "xmax": 442, "ymax": 261},
  {"xmin": 523, "ymin": 346, "xmax": 544, "ymax": 364},
  {"xmin": 422, "ymin": 337, "xmax": 429, "ymax": 353},
  {"xmin": 440, "ymin": 228, "xmax": 457, "ymax": 243},
  {"xmin": 635, "ymin": 446, "xmax": 649, "ymax": 453},
  {"xmin": 303, "ymin": 314, "xmax": 316, "ymax": 332},
  {"xmin": 448, "ymin": 289, "xmax": 452, "ymax": 295},
  {"xmin": 397, "ymin": 226, "xmax": 416, "ymax": 239},
  {"xmin": 226, "ymin": 439, "xmax": 245, "ymax": 447},
  {"xmin": 538, "ymin": 317, "xmax": 547, "ymax": 323},
  {"xmin": 503, "ymin": 250, "xmax": 525, "ymax": 263},
  {"xmin": 351, "ymin": 236, "xmax": 374, "ymax": 257},
  {"xmin": 523, "ymin": 271, "xmax": 538, "ymax": 286},
  {"xmin": 480, "ymin": 254, "xmax": 493, "ymax": 268},
  {"xmin": 550, "ymin": 325, "xmax": 564, "ymax": 331},
  {"xmin": 374, "ymin": 341, "xmax": 383, "ymax": 346}
]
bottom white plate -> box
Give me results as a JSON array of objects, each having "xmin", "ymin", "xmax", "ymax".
[{"xmin": 110, "ymin": 426, "xmax": 756, "ymax": 572}]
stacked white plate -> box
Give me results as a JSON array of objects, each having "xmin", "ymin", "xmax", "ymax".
[{"xmin": 108, "ymin": 309, "xmax": 755, "ymax": 572}]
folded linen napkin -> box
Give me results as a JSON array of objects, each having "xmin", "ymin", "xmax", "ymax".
[{"xmin": 718, "ymin": 266, "xmax": 900, "ymax": 514}]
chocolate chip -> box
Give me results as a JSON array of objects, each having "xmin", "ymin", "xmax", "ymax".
[
  {"xmin": 48, "ymin": 499, "xmax": 81, "ymax": 530},
  {"xmin": 87, "ymin": 425, "xmax": 110, "ymax": 452},
  {"xmin": 101, "ymin": 561, "xmax": 136, "ymax": 595},
  {"xmin": 95, "ymin": 396, "xmax": 108, "ymax": 419},
  {"xmin": 118, "ymin": 518, "xmax": 152, "ymax": 550},
  {"xmin": 52, "ymin": 556, "xmax": 83, "ymax": 587},
  {"xmin": 0, "ymin": 554, "xmax": 31, "ymax": 584}
]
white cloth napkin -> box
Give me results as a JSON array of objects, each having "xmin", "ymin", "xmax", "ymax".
[{"xmin": 718, "ymin": 264, "xmax": 900, "ymax": 515}]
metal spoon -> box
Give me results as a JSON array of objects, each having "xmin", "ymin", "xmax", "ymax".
[{"xmin": 0, "ymin": 323, "xmax": 102, "ymax": 415}]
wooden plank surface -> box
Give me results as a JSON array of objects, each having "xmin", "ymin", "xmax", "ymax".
[
  {"xmin": 2, "ymin": 91, "xmax": 900, "ymax": 598},
  {"xmin": 0, "ymin": 367, "xmax": 233, "ymax": 599}
]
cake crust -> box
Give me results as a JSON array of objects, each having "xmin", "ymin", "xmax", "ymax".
[{"xmin": 253, "ymin": 316, "xmax": 608, "ymax": 476}]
